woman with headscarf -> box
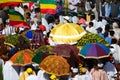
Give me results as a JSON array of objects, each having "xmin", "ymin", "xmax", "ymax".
[
  {"xmin": 30, "ymin": 27, "xmax": 45, "ymax": 50},
  {"xmin": 112, "ymin": 22, "xmax": 120, "ymax": 40},
  {"xmin": 111, "ymin": 39, "xmax": 120, "ymax": 63},
  {"xmin": 90, "ymin": 61, "xmax": 108, "ymax": 80}
]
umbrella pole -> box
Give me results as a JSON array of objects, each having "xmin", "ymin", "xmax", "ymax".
[
  {"xmin": 64, "ymin": 0, "xmax": 68, "ymax": 15},
  {"xmin": 19, "ymin": 66, "xmax": 24, "ymax": 76}
]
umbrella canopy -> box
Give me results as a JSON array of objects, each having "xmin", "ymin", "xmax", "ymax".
[
  {"xmin": 39, "ymin": 55, "xmax": 70, "ymax": 76},
  {"xmin": 10, "ymin": 49, "xmax": 35, "ymax": 66},
  {"xmin": 79, "ymin": 43, "xmax": 110, "ymax": 59},
  {"xmin": 51, "ymin": 44, "xmax": 79, "ymax": 57},
  {"xmin": 50, "ymin": 23, "xmax": 86, "ymax": 44},
  {"xmin": 32, "ymin": 45, "xmax": 54, "ymax": 64},
  {"xmin": 77, "ymin": 33, "xmax": 110, "ymax": 49},
  {"xmin": 51, "ymin": 44, "xmax": 82, "ymax": 67},
  {"xmin": 0, "ymin": 34, "xmax": 6, "ymax": 39},
  {"xmin": 5, "ymin": 34, "xmax": 30, "ymax": 48},
  {"xmin": 35, "ymin": 45, "xmax": 54, "ymax": 53}
]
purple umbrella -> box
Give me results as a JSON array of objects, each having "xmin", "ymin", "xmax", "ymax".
[{"xmin": 79, "ymin": 43, "xmax": 110, "ymax": 59}]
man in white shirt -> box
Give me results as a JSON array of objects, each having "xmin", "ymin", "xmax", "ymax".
[
  {"xmin": 112, "ymin": 22, "xmax": 120, "ymax": 40},
  {"xmin": 3, "ymin": 61, "xmax": 19, "ymax": 80},
  {"xmin": 79, "ymin": 67, "xmax": 92, "ymax": 80},
  {"xmin": 68, "ymin": 0, "xmax": 81, "ymax": 12},
  {"xmin": 86, "ymin": 22, "xmax": 97, "ymax": 34},
  {"xmin": 37, "ymin": 70, "xmax": 48, "ymax": 80},
  {"xmin": 91, "ymin": 14, "xmax": 98, "ymax": 27},
  {"xmin": 25, "ymin": 75, "xmax": 38, "ymax": 80},
  {"xmin": 30, "ymin": 19, "xmax": 38, "ymax": 30},
  {"xmin": 2, "ymin": 19, "xmax": 14, "ymax": 36},
  {"xmin": 111, "ymin": 39, "xmax": 120, "ymax": 63},
  {"xmin": 14, "ymin": 5, "xmax": 24, "ymax": 16},
  {"xmin": 85, "ymin": 0, "xmax": 92, "ymax": 11},
  {"xmin": 69, "ymin": 68, "xmax": 80, "ymax": 80}
]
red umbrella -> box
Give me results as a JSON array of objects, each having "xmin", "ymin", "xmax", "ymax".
[
  {"xmin": 51, "ymin": 44, "xmax": 78, "ymax": 57},
  {"xmin": 51, "ymin": 44, "xmax": 82, "ymax": 67}
]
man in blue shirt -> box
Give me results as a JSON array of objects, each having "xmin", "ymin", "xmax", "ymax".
[
  {"xmin": 104, "ymin": 32, "xmax": 112, "ymax": 44},
  {"xmin": 96, "ymin": 27, "xmax": 104, "ymax": 38}
]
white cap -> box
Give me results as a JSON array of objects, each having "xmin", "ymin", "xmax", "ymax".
[
  {"xmin": 97, "ymin": 62, "xmax": 104, "ymax": 68},
  {"xmin": 71, "ymin": 67, "xmax": 78, "ymax": 73},
  {"xmin": 0, "ymin": 18, "xmax": 3, "ymax": 23},
  {"xmin": 32, "ymin": 63, "xmax": 39, "ymax": 67},
  {"xmin": 63, "ymin": 16, "xmax": 69, "ymax": 20}
]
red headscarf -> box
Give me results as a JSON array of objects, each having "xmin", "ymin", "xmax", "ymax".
[{"xmin": 39, "ymin": 25, "xmax": 46, "ymax": 31}]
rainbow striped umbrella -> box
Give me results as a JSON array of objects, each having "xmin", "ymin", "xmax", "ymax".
[
  {"xmin": 79, "ymin": 43, "xmax": 110, "ymax": 59},
  {"xmin": 10, "ymin": 49, "xmax": 35, "ymax": 66}
]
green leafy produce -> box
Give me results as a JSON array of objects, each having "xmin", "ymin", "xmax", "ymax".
[
  {"xmin": 5, "ymin": 34, "xmax": 30, "ymax": 50},
  {"xmin": 35, "ymin": 45, "xmax": 54, "ymax": 53},
  {"xmin": 77, "ymin": 33, "xmax": 110, "ymax": 47},
  {"xmin": 5, "ymin": 34, "xmax": 20, "ymax": 45}
]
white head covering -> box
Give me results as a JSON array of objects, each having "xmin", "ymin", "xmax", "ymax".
[
  {"xmin": 63, "ymin": 16, "xmax": 69, "ymax": 21},
  {"xmin": 112, "ymin": 22, "xmax": 119, "ymax": 28},
  {"xmin": 37, "ymin": 70, "xmax": 46, "ymax": 80},
  {"xmin": 71, "ymin": 67, "xmax": 78, "ymax": 73},
  {"xmin": 6, "ymin": 19, "xmax": 9, "ymax": 23},
  {"xmin": 72, "ymin": 16, "xmax": 78, "ymax": 24},
  {"xmin": 32, "ymin": 63, "xmax": 39, "ymax": 67},
  {"xmin": 97, "ymin": 62, "xmax": 104, "ymax": 68},
  {"xmin": 25, "ymin": 75, "xmax": 38, "ymax": 80},
  {"xmin": 73, "ymin": 68, "xmax": 78, "ymax": 73},
  {"xmin": 14, "ymin": 6, "xmax": 24, "ymax": 16},
  {"xmin": 110, "ymin": 47, "xmax": 116, "ymax": 53}
]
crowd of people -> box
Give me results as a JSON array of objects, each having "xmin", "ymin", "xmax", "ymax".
[{"xmin": 0, "ymin": 0, "xmax": 120, "ymax": 80}]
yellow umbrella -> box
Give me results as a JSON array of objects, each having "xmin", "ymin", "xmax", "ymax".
[{"xmin": 50, "ymin": 23, "xmax": 86, "ymax": 44}]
